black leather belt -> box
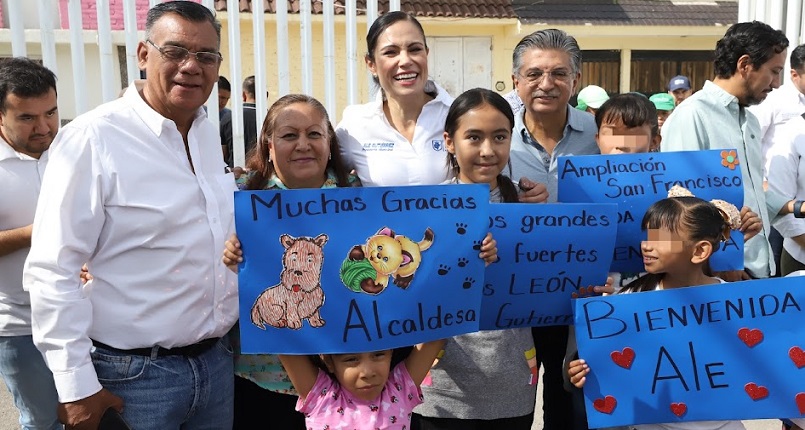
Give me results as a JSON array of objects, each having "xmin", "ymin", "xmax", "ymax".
[{"xmin": 91, "ymin": 338, "xmax": 220, "ymax": 358}]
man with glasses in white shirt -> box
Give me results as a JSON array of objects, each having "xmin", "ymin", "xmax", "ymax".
[{"xmin": 23, "ymin": 2, "xmax": 238, "ymax": 429}]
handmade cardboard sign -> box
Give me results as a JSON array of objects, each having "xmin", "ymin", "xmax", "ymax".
[
  {"xmin": 235, "ymin": 185, "xmax": 489, "ymax": 354},
  {"xmin": 479, "ymin": 203, "xmax": 618, "ymax": 330},
  {"xmin": 557, "ymin": 150, "xmax": 744, "ymax": 273},
  {"xmin": 574, "ymin": 277, "xmax": 805, "ymax": 427}
]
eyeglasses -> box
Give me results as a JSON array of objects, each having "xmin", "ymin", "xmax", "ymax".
[
  {"xmin": 518, "ymin": 69, "xmax": 573, "ymax": 84},
  {"xmin": 146, "ymin": 40, "xmax": 222, "ymax": 67}
]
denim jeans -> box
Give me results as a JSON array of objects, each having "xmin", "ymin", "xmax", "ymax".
[
  {"xmin": 91, "ymin": 337, "xmax": 234, "ymax": 429},
  {"xmin": 0, "ymin": 335, "xmax": 61, "ymax": 430}
]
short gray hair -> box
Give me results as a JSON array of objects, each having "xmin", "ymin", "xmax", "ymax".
[
  {"xmin": 512, "ymin": 29, "xmax": 581, "ymax": 76},
  {"xmin": 145, "ymin": 1, "xmax": 221, "ymax": 45}
]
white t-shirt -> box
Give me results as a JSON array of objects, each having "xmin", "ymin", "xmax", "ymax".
[
  {"xmin": 0, "ymin": 142, "xmax": 48, "ymax": 336},
  {"xmin": 335, "ymin": 81, "xmax": 453, "ymax": 187}
]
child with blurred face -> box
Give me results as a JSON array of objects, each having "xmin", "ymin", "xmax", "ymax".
[
  {"xmin": 594, "ymin": 93, "xmax": 661, "ymax": 155},
  {"xmin": 567, "ymin": 198, "xmax": 749, "ymax": 430}
]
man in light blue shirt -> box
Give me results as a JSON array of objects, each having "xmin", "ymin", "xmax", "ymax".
[
  {"xmin": 507, "ymin": 30, "xmax": 599, "ymax": 205},
  {"xmin": 661, "ymin": 21, "xmax": 789, "ymax": 280},
  {"xmin": 504, "ymin": 29, "xmax": 599, "ymax": 430}
]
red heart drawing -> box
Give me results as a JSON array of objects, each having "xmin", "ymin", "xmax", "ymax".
[
  {"xmin": 796, "ymin": 393, "xmax": 805, "ymax": 414},
  {"xmin": 789, "ymin": 346, "xmax": 805, "ymax": 368},
  {"xmin": 737, "ymin": 327, "xmax": 764, "ymax": 347},
  {"xmin": 593, "ymin": 395, "xmax": 617, "ymax": 414},
  {"xmin": 745, "ymin": 383, "xmax": 769, "ymax": 400},
  {"xmin": 670, "ymin": 402, "xmax": 687, "ymax": 417},
  {"xmin": 610, "ymin": 347, "xmax": 635, "ymax": 369}
]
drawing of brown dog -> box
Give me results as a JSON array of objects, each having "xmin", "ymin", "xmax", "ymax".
[{"xmin": 251, "ymin": 233, "xmax": 328, "ymax": 330}]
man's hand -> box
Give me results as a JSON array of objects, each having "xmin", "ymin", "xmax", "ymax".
[
  {"xmin": 739, "ymin": 206, "xmax": 762, "ymax": 242},
  {"xmin": 59, "ymin": 388, "xmax": 123, "ymax": 430},
  {"xmin": 222, "ymin": 234, "xmax": 242, "ymax": 274},
  {"xmin": 713, "ymin": 270, "xmax": 751, "ymax": 282},
  {"xmin": 517, "ymin": 178, "xmax": 549, "ymax": 203}
]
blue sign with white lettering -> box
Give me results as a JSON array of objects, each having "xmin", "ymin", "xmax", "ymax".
[
  {"xmin": 557, "ymin": 150, "xmax": 744, "ymax": 273},
  {"xmin": 574, "ymin": 277, "xmax": 805, "ymax": 427},
  {"xmin": 480, "ymin": 203, "xmax": 618, "ymax": 329},
  {"xmin": 235, "ymin": 185, "xmax": 489, "ymax": 354}
]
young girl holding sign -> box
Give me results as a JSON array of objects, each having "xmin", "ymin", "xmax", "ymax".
[
  {"xmin": 568, "ymin": 196, "xmax": 747, "ymax": 430},
  {"xmin": 411, "ymin": 88, "xmax": 539, "ymax": 429},
  {"xmin": 279, "ymin": 341, "xmax": 445, "ymax": 429}
]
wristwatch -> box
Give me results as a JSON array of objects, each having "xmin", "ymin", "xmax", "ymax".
[{"xmin": 795, "ymin": 200, "xmax": 805, "ymax": 218}]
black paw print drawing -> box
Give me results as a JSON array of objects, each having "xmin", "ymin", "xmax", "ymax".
[
  {"xmin": 455, "ymin": 222, "xmax": 468, "ymax": 235},
  {"xmin": 462, "ymin": 277, "xmax": 475, "ymax": 289},
  {"xmin": 457, "ymin": 257, "xmax": 468, "ymax": 267},
  {"xmin": 437, "ymin": 264, "xmax": 451, "ymax": 275},
  {"xmin": 472, "ymin": 240, "xmax": 482, "ymax": 251}
]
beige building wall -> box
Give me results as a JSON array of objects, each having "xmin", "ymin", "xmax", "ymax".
[
  {"xmin": 218, "ymin": 15, "xmax": 521, "ymax": 122},
  {"xmin": 0, "ymin": 17, "xmax": 728, "ymax": 122},
  {"xmin": 220, "ymin": 14, "xmax": 727, "ymax": 120}
]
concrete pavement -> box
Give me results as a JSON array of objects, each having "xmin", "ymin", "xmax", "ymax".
[{"xmin": 0, "ymin": 375, "xmax": 785, "ymax": 429}]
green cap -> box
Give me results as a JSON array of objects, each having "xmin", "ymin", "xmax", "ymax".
[
  {"xmin": 649, "ymin": 93, "xmax": 675, "ymax": 111},
  {"xmin": 576, "ymin": 85, "xmax": 609, "ymax": 111}
]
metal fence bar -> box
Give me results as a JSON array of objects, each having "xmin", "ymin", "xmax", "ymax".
[
  {"xmin": 323, "ymin": 0, "xmax": 336, "ymax": 118},
  {"xmin": 301, "ymin": 0, "xmax": 313, "ymax": 94},
  {"xmin": 346, "ymin": 0, "xmax": 357, "ymax": 105},
  {"xmin": 253, "ymin": 0, "xmax": 268, "ymax": 144},
  {"xmin": 123, "ymin": 0, "xmax": 141, "ymax": 87},
  {"xmin": 68, "ymin": 0, "xmax": 88, "ymax": 115},
  {"xmin": 276, "ymin": 0, "xmax": 290, "ymax": 97},
  {"xmin": 97, "ymin": 0, "xmax": 116, "ymax": 102},
  {"xmin": 38, "ymin": 0, "xmax": 58, "ymax": 76},
  {"xmin": 7, "ymin": 0, "xmax": 26, "ymax": 57},
  {"xmin": 226, "ymin": 0, "xmax": 245, "ymax": 168}
]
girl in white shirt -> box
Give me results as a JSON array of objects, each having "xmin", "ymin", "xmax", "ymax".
[{"xmin": 568, "ymin": 196, "xmax": 746, "ymax": 430}]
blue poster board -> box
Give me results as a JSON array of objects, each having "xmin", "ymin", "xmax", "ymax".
[
  {"xmin": 480, "ymin": 203, "xmax": 618, "ymax": 330},
  {"xmin": 574, "ymin": 277, "xmax": 805, "ymax": 427},
  {"xmin": 235, "ymin": 185, "xmax": 489, "ymax": 354},
  {"xmin": 557, "ymin": 150, "xmax": 744, "ymax": 273}
]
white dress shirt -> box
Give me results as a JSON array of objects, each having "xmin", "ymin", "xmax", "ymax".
[
  {"xmin": 748, "ymin": 83, "xmax": 805, "ymax": 178},
  {"xmin": 0, "ymin": 142, "xmax": 48, "ymax": 336},
  {"xmin": 23, "ymin": 86, "xmax": 238, "ymax": 402},
  {"xmin": 335, "ymin": 80, "xmax": 453, "ymax": 187},
  {"xmin": 766, "ymin": 115, "xmax": 805, "ymax": 264}
]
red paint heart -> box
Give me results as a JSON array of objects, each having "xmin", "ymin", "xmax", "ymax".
[
  {"xmin": 789, "ymin": 346, "xmax": 805, "ymax": 368},
  {"xmin": 610, "ymin": 347, "xmax": 635, "ymax": 369},
  {"xmin": 593, "ymin": 395, "xmax": 617, "ymax": 414},
  {"xmin": 796, "ymin": 393, "xmax": 805, "ymax": 414},
  {"xmin": 745, "ymin": 383, "xmax": 769, "ymax": 400},
  {"xmin": 737, "ymin": 327, "xmax": 764, "ymax": 347},
  {"xmin": 670, "ymin": 402, "xmax": 687, "ymax": 417}
]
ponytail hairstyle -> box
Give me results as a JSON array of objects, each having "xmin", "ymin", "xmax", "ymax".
[
  {"xmin": 621, "ymin": 196, "xmax": 731, "ymax": 293},
  {"xmin": 444, "ymin": 88, "xmax": 519, "ymax": 203}
]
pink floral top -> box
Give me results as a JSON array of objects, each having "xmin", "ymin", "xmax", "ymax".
[{"xmin": 297, "ymin": 362, "xmax": 423, "ymax": 430}]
